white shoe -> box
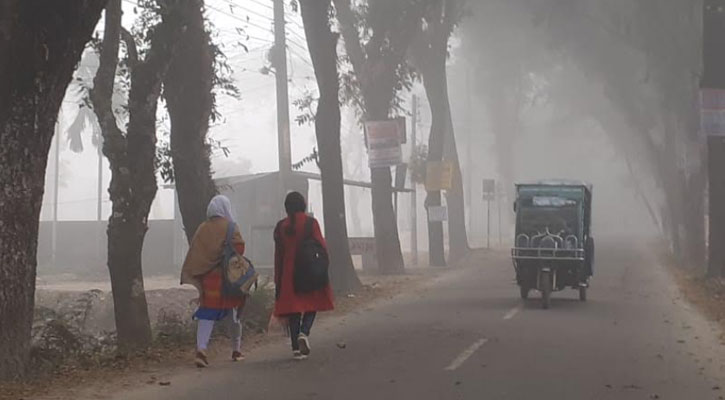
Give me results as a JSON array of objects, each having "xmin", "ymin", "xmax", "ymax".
[
  {"xmin": 293, "ymin": 350, "xmax": 307, "ymax": 361},
  {"xmin": 298, "ymin": 333, "xmax": 311, "ymax": 356}
]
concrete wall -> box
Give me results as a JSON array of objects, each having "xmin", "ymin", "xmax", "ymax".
[
  {"xmin": 38, "ymin": 173, "xmax": 311, "ymax": 278},
  {"xmin": 37, "ymin": 220, "xmax": 176, "ymax": 277}
]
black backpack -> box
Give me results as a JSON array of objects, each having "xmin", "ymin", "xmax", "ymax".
[{"xmin": 294, "ymin": 217, "xmax": 330, "ymax": 293}]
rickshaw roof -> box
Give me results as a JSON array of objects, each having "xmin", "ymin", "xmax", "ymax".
[
  {"xmin": 516, "ymin": 180, "xmax": 593, "ymax": 194},
  {"xmin": 514, "ymin": 180, "xmax": 594, "ymax": 236},
  {"xmin": 515, "ymin": 181, "xmax": 593, "ymax": 206}
]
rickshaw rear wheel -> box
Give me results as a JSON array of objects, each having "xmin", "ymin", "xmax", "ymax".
[
  {"xmin": 579, "ymin": 286, "xmax": 587, "ymax": 302},
  {"xmin": 540, "ymin": 271, "xmax": 551, "ymax": 309},
  {"xmin": 520, "ymin": 286, "xmax": 530, "ymax": 300}
]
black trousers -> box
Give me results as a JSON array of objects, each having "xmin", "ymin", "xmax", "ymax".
[{"xmin": 287, "ymin": 312, "xmax": 317, "ymax": 351}]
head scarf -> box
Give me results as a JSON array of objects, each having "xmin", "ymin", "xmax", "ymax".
[{"xmin": 206, "ymin": 195, "xmax": 235, "ymax": 222}]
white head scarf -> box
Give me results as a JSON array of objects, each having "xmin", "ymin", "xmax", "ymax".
[{"xmin": 206, "ymin": 195, "xmax": 235, "ymax": 222}]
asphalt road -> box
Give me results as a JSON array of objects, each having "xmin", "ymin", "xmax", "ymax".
[{"xmin": 103, "ymin": 239, "xmax": 725, "ymax": 400}]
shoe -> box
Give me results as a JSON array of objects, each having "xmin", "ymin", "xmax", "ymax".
[
  {"xmin": 232, "ymin": 351, "xmax": 245, "ymax": 362},
  {"xmin": 195, "ymin": 350, "xmax": 209, "ymax": 368},
  {"xmin": 298, "ymin": 333, "xmax": 311, "ymax": 356},
  {"xmin": 293, "ymin": 350, "xmax": 307, "ymax": 361}
]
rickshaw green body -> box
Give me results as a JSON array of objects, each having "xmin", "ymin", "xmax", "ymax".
[{"xmin": 511, "ymin": 180, "xmax": 594, "ymax": 308}]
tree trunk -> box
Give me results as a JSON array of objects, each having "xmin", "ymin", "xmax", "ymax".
[
  {"xmin": 165, "ymin": 0, "xmax": 217, "ymax": 243},
  {"xmin": 421, "ymin": 60, "xmax": 447, "ymax": 267},
  {"xmin": 412, "ymin": 0, "xmax": 470, "ymax": 265},
  {"xmin": 437, "ymin": 27, "xmax": 469, "ymax": 261},
  {"xmin": 708, "ymin": 137, "xmax": 725, "ymax": 275},
  {"xmin": 371, "ymin": 167, "xmax": 406, "ymax": 273},
  {"xmin": 0, "ymin": 0, "xmax": 106, "ymax": 379},
  {"xmin": 366, "ymin": 96, "xmax": 406, "ymax": 274},
  {"xmin": 443, "ymin": 107, "xmax": 470, "ymax": 261},
  {"xmin": 92, "ymin": 0, "xmax": 185, "ymax": 351},
  {"xmin": 92, "ymin": 0, "xmax": 151, "ymax": 351},
  {"xmin": 301, "ymin": 0, "xmax": 361, "ymax": 293},
  {"xmin": 704, "ymin": 0, "xmax": 725, "ymax": 276},
  {"xmin": 333, "ymin": 0, "xmax": 417, "ymax": 275},
  {"xmin": 684, "ymin": 167, "xmax": 706, "ymax": 268}
]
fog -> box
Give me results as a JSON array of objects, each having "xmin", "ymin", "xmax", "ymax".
[
  {"xmin": 37, "ymin": 0, "xmax": 699, "ymax": 276},
  {"xmin": 10, "ymin": 0, "xmax": 725, "ymax": 394}
]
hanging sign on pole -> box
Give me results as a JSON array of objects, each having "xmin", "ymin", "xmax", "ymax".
[
  {"xmin": 425, "ymin": 161, "xmax": 453, "ymax": 191},
  {"xmin": 365, "ymin": 120, "xmax": 403, "ymax": 168},
  {"xmin": 483, "ymin": 178, "xmax": 496, "ymax": 200}
]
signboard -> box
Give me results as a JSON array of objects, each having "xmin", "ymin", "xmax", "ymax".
[
  {"xmin": 428, "ymin": 206, "xmax": 448, "ymax": 222},
  {"xmin": 483, "ymin": 179, "xmax": 496, "ymax": 200},
  {"xmin": 425, "ymin": 161, "xmax": 453, "ymax": 191},
  {"xmin": 348, "ymin": 237, "xmax": 376, "ymax": 255},
  {"xmin": 348, "ymin": 237, "xmax": 377, "ymax": 271},
  {"xmin": 532, "ymin": 196, "xmax": 576, "ymax": 207},
  {"xmin": 701, "ymin": 89, "xmax": 725, "ymax": 136},
  {"xmin": 365, "ymin": 120, "xmax": 403, "ymax": 168}
]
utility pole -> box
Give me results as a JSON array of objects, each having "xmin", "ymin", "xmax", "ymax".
[
  {"xmin": 273, "ymin": 0, "xmax": 292, "ymax": 198},
  {"xmin": 703, "ymin": 0, "xmax": 725, "ymax": 277},
  {"xmin": 411, "ymin": 95, "xmax": 419, "ymax": 266},
  {"xmin": 486, "ymin": 196, "xmax": 490, "ymax": 249},
  {"xmin": 466, "ymin": 65, "xmax": 473, "ymax": 245},
  {"xmin": 498, "ymin": 184, "xmax": 502, "ymax": 246}
]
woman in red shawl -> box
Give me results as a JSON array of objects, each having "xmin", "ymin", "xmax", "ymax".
[{"xmin": 274, "ymin": 192, "xmax": 334, "ymax": 360}]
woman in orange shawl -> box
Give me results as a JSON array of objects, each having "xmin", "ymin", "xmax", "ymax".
[{"xmin": 181, "ymin": 195, "xmax": 246, "ymax": 367}]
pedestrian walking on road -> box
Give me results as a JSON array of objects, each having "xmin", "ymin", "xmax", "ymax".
[
  {"xmin": 273, "ymin": 192, "xmax": 334, "ymax": 360},
  {"xmin": 181, "ymin": 195, "xmax": 247, "ymax": 368}
]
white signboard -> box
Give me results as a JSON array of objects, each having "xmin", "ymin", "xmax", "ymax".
[
  {"xmin": 701, "ymin": 89, "xmax": 725, "ymax": 136},
  {"xmin": 428, "ymin": 206, "xmax": 448, "ymax": 222},
  {"xmin": 348, "ymin": 237, "xmax": 376, "ymax": 255},
  {"xmin": 483, "ymin": 179, "xmax": 496, "ymax": 200},
  {"xmin": 365, "ymin": 120, "xmax": 403, "ymax": 168},
  {"xmin": 533, "ymin": 196, "xmax": 576, "ymax": 207}
]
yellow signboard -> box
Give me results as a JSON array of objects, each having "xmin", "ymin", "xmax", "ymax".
[{"xmin": 425, "ymin": 161, "xmax": 453, "ymax": 191}]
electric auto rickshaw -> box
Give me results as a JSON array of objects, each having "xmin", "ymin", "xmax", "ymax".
[{"xmin": 511, "ymin": 181, "xmax": 594, "ymax": 309}]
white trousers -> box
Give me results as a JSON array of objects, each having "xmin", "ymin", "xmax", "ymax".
[{"xmin": 196, "ymin": 308, "xmax": 242, "ymax": 352}]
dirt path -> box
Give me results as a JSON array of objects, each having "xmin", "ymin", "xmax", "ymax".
[
  {"xmin": 65, "ymin": 241, "xmax": 725, "ymax": 400},
  {"xmin": 2, "ymin": 263, "xmax": 456, "ymax": 400}
]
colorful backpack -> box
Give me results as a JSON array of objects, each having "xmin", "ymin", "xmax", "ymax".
[{"xmin": 221, "ymin": 221, "xmax": 259, "ymax": 296}]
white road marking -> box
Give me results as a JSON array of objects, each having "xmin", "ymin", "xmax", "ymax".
[
  {"xmin": 503, "ymin": 305, "xmax": 522, "ymax": 320},
  {"xmin": 444, "ymin": 338, "xmax": 489, "ymax": 371}
]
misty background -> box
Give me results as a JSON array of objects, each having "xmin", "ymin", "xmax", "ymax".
[{"xmin": 39, "ymin": 0, "xmax": 663, "ymax": 276}]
